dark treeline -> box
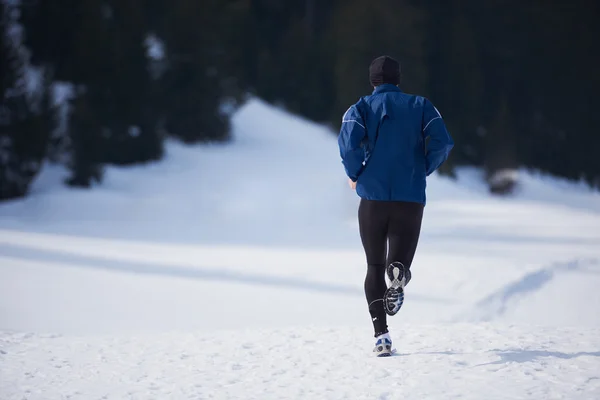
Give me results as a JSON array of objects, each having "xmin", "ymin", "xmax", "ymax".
[{"xmin": 1, "ymin": 0, "xmax": 598, "ymax": 200}]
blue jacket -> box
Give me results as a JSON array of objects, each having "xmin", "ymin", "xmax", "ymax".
[{"xmin": 338, "ymin": 84, "xmax": 454, "ymax": 204}]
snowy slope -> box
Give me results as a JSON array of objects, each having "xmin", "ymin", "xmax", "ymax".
[{"xmin": 1, "ymin": 98, "xmax": 600, "ymax": 399}]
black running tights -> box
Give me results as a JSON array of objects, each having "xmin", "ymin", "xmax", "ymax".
[{"xmin": 358, "ymin": 199, "xmax": 424, "ymax": 336}]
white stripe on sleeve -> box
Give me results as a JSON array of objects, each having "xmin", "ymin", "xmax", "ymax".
[
  {"xmin": 423, "ymin": 116, "xmax": 441, "ymax": 131},
  {"xmin": 342, "ymin": 119, "xmax": 365, "ymax": 129}
]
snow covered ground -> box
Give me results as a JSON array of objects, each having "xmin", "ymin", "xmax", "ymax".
[
  {"xmin": 1, "ymin": 98, "xmax": 600, "ymax": 399},
  {"xmin": 3, "ymin": 325, "xmax": 600, "ymax": 400}
]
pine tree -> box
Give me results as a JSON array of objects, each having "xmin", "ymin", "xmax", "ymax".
[
  {"xmin": 66, "ymin": 89, "xmax": 103, "ymax": 187},
  {"xmin": 21, "ymin": 0, "xmax": 104, "ymax": 186},
  {"xmin": 424, "ymin": 2, "xmax": 483, "ymax": 172},
  {"xmin": 21, "ymin": 0, "xmax": 163, "ymax": 187},
  {"xmin": 483, "ymin": 97, "xmax": 518, "ymax": 194},
  {"xmin": 247, "ymin": 1, "xmax": 335, "ymax": 122},
  {"xmin": 154, "ymin": 0, "xmax": 250, "ymax": 143},
  {"xmin": 93, "ymin": 0, "xmax": 163, "ymax": 165},
  {"xmin": 522, "ymin": 0, "xmax": 600, "ymax": 188},
  {"xmin": 0, "ymin": 2, "xmax": 51, "ymax": 200},
  {"xmin": 452, "ymin": 0, "xmax": 525, "ymax": 191}
]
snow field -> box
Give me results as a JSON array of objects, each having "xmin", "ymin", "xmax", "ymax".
[{"xmin": 1, "ymin": 98, "xmax": 600, "ymax": 399}]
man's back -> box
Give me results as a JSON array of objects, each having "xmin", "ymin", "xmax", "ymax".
[{"xmin": 338, "ymin": 83, "xmax": 453, "ymax": 204}]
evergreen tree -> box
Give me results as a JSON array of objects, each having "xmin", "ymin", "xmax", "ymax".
[
  {"xmin": 21, "ymin": 0, "xmax": 162, "ymax": 187},
  {"xmin": 484, "ymin": 96, "xmax": 518, "ymax": 194},
  {"xmin": 8, "ymin": 0, "xmax": 600, "ymax": 197},
  {"xmin": 0, "ymin": 2, "xmax": 51, "ymax": 200},
  {"xmin": 66, "ymin": 88, "xmax": 103, "ymax": 187},
  {"xmin": 248, "ymin": 0, "xmax": 335, "ymax": 122},
  {"xmin": 521, "ymin": 0, "xmax": 600, "ymax": 188},
  {"xmin": 154, "ymin": 0, "xmax": 250, "ymax": 143},
  {"xmin": 423, "ymin": 2, "xmax": 483, "ymax": 172},
  {"xmin": 93, "ymin": 0, "xmax": 163, "ymax": 165}
]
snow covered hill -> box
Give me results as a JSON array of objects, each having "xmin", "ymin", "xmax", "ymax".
[{"xmin": 1, "ymin": 98, "xmax": 600, "ymax": 399}]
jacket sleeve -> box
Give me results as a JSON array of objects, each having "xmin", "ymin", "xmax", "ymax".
[
  {"xmin": 338, "ymin": 104, "xmax": 367, "ymax": 181},
  {"xmin": 423, "ymin": 99, "xmax": 454, "ymax": 176}
]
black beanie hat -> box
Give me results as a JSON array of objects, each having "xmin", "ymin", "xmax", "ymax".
[{"xmin": 369, "ymin": 55, "xmax": 401, "ymax": 87}]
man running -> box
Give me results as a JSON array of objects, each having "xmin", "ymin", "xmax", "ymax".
[{"xmin": 338, "ymin": 55, "xmax": 454, "ymax": 357}]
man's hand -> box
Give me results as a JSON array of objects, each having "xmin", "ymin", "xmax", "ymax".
[{"xmin": 348, "ymin": 178, "xmax": 357, "ymax": 190}]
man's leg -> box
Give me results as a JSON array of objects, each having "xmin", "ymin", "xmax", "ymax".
[
  {"xmin": 358, "ymin": 199, "xmax": 390, "ymax": 336},
  {"xmin": 386, "ymin": 201, "xmax": 425, "ymax": 283}
]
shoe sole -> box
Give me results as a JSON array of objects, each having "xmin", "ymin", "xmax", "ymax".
[
  {"xmin": 386, "ymin": 261, "xmax": 407, "ymax": 289},
  {"xmin": 384, "ymin": 262, "xmax": 406, "ymax": 316},
  {"xmin": 374, "ymin": 341, "xmax": 394, "ymax": 357},
  {"xmin": 375, "ymin": 348, "xmax": 397, "ymax": 357}
]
